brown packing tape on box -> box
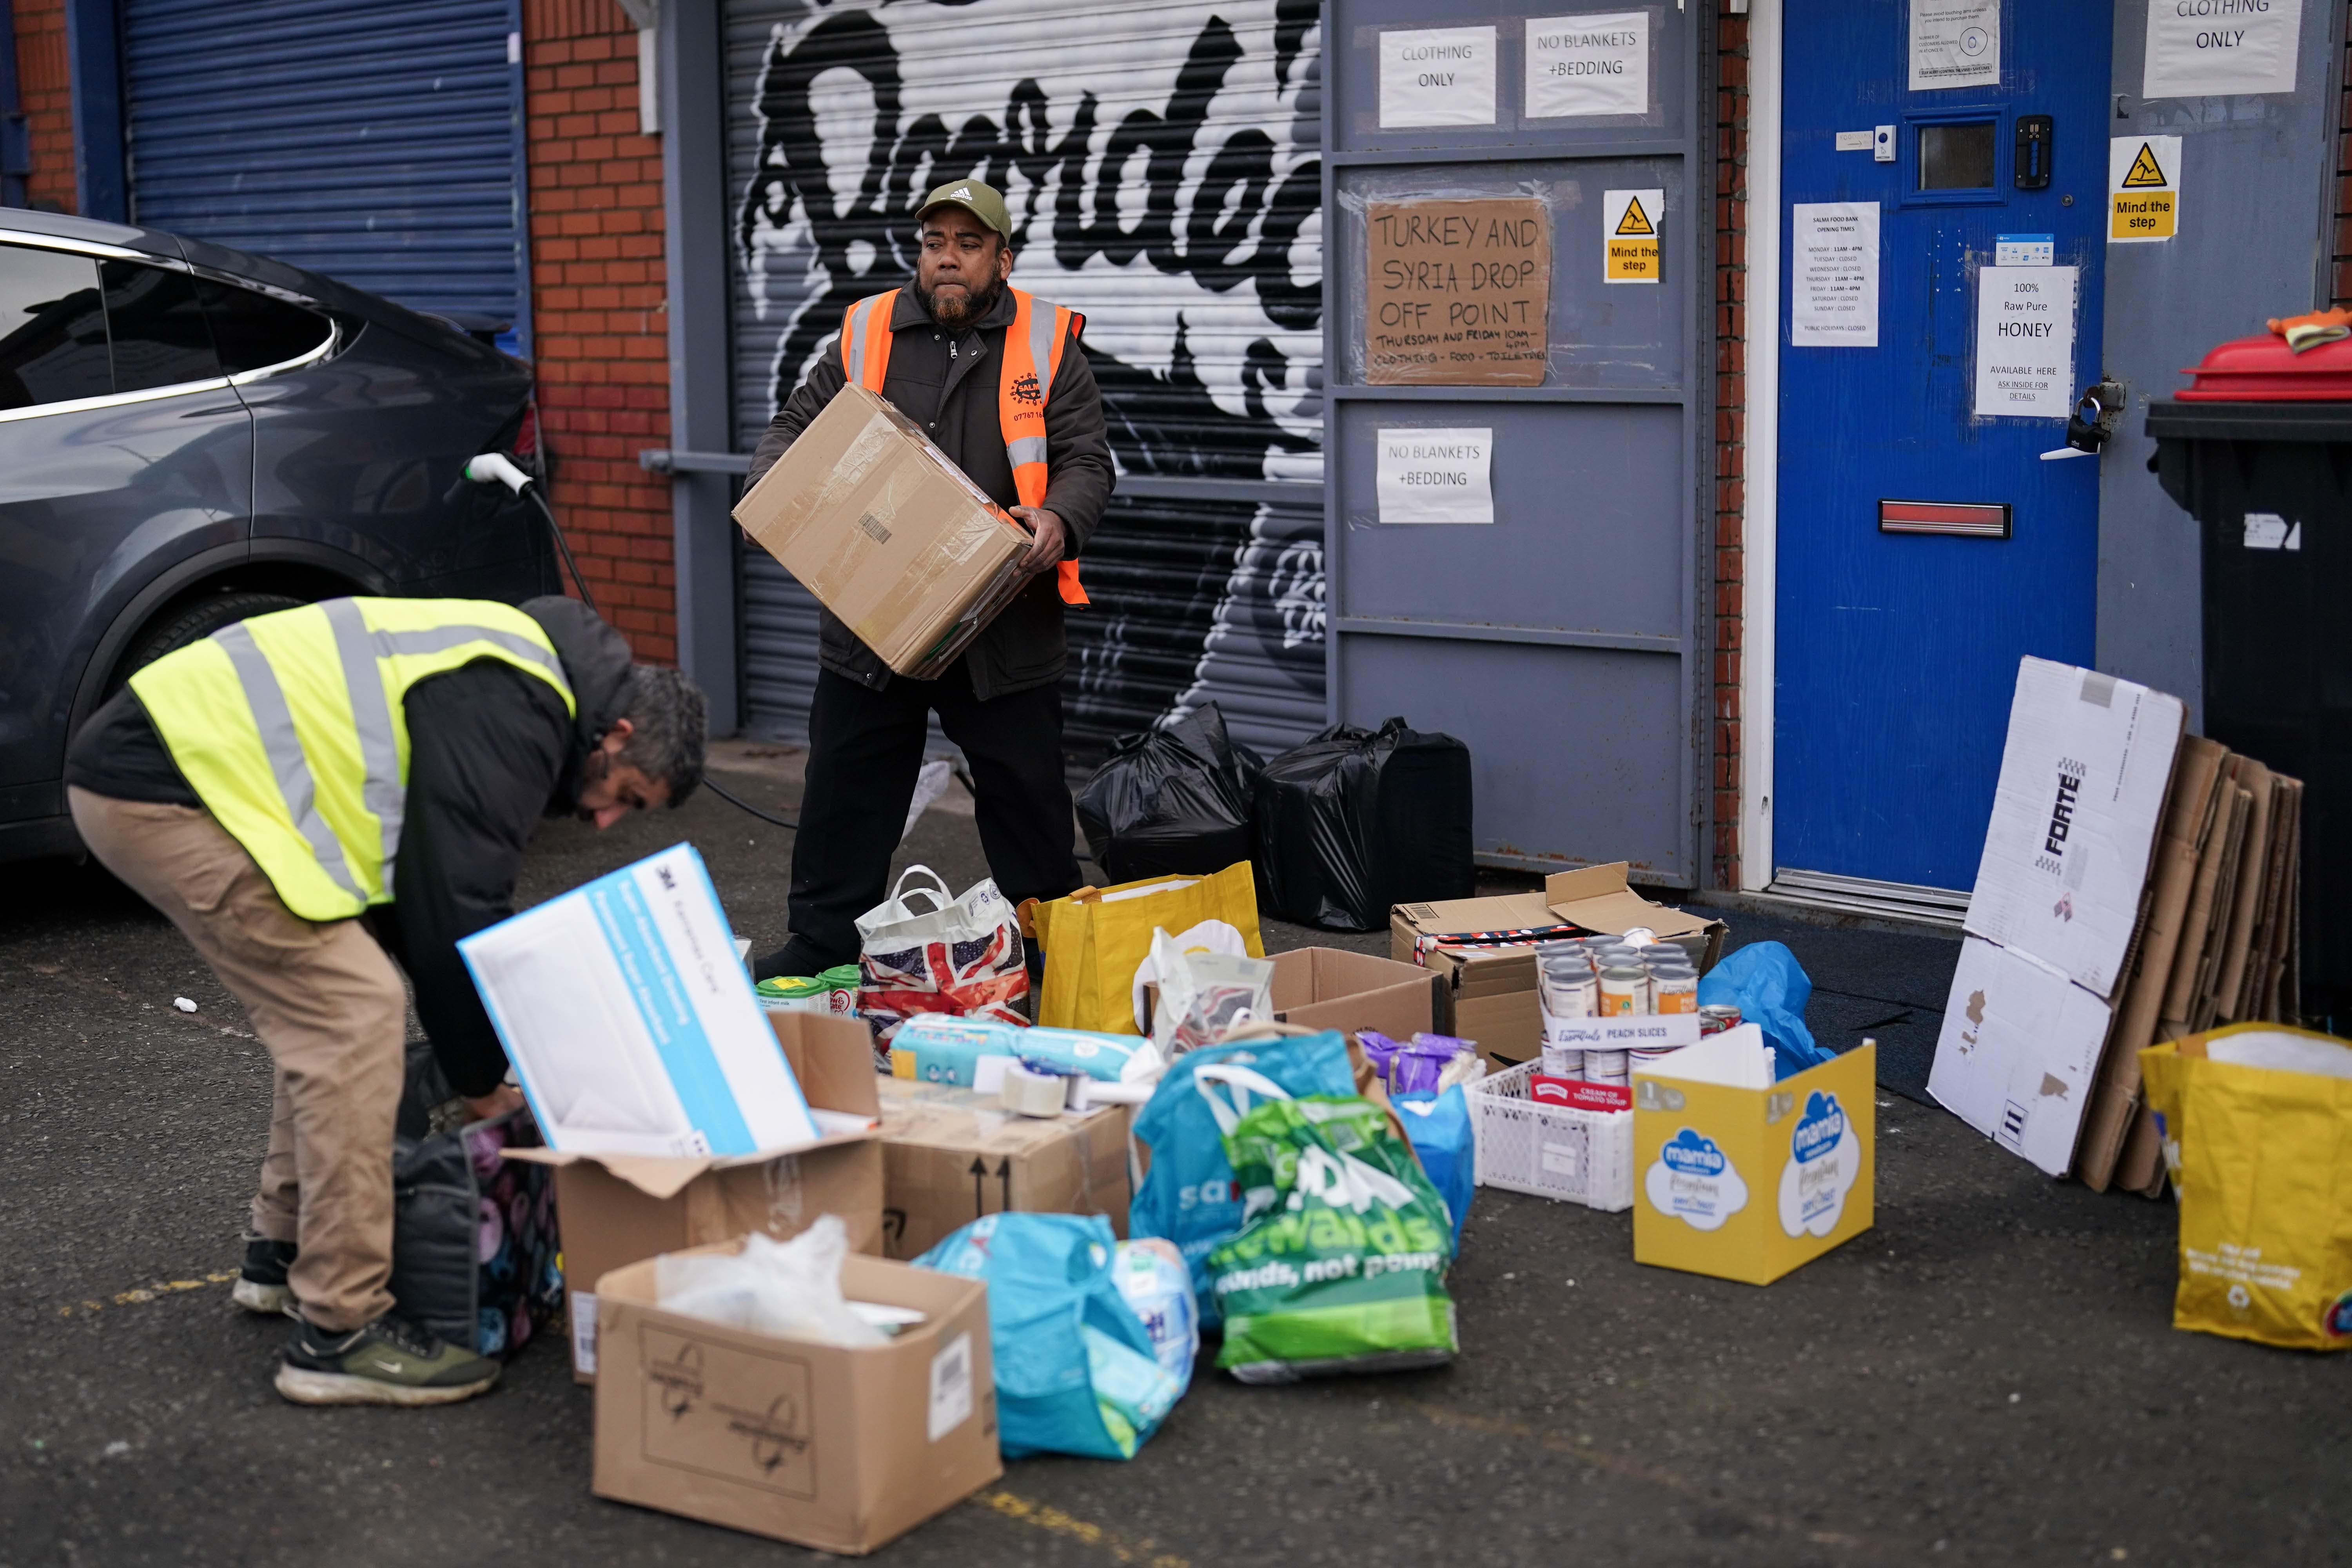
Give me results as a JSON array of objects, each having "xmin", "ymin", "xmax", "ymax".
[
  {"xmin": 733, "ymin": 383, "xmax": 1033, "ymax": 679},
  {"xmin": 874, "ymin": 1078, "xmax": 1129, "ymax": 1260},
  {"xmin": 2075, "ymin": 738, "xmax": 2225, "ymax": 1190},
  {"xmin": 593, "ymin": 1243, "xmax": 1002, "ymax": 1555},
  {"xmin": 506, "ymin": 1012, "xmax": 887, "ymax": 1383}
]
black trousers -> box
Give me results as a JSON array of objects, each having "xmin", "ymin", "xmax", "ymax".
[{"xmin": 758, "ymin": 664, "xmax": 1082, "ymax": 977}]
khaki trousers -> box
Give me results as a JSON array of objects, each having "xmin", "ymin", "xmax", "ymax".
[{"xmin": 69, "ymin": 788, "xmax": 406, "ymax": 1332}]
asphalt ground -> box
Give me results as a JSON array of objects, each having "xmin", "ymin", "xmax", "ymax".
[{"xmin": 2, "ymin": 746, "xmax": 2345, "ymax": 1567}]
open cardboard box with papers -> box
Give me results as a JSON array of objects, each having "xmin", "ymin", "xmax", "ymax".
[
  {"xmin": 1391, "ymin": 863, "xmax": 1726, "ymax": 1069},
  {"xmin": 593, "ymin": 1240, "xmax": 1000, "ymax": 1555},
  {"xmin": 508, "ymin": 1009, "xmax": 884, "ymax": 1383}
]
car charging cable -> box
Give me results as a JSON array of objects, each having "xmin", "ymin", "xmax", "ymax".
[{"xmin": 463, "ymin": 452, "xmax": 799, "ymax": 832}]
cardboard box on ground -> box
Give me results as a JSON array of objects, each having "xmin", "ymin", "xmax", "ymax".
[
  {"xmin": 1143, "ymin": 946, "xmax": 1440, "ymax": 1045},
  {"xmin": 876, "ymin": 1077, "xmax": 1130, "ymax": 1260},
  {"xmin": 593, "ymin": 1241, "xmax": 1001, "ymax": 1556},
  {"xmin": 1390, "ymin": 864, "xmax": 1727, "ymax": 1071},
  {"xmin": 733, "ymin": 382, "xmax": 1036, "ymax": 680},
  {"xmin": 505, "ymin": 1010, "xmax": 886, "ymax": 1384},
  {"xmin": 1927, "ymin": 658, "xmax": 2303, "ymax": 1189}
]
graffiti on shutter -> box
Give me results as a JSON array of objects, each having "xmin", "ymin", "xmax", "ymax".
[{"xmin": 726, "ymin": 0, "xmax": 1325, "ymax": 759}]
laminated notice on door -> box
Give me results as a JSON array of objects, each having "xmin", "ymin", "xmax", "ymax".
[
  {"xmin": 2110, "ymin": 136, "xmax": 2180, "ymax": 243},
  {"xmin": 1973, "ymin": 266, "xmax": 2078, "ymax": 420},
  {"xmin": 2143, "ymin": 0, "xmax": 2301, "ymax": 98},
  {"xmin": 1602, "ymin": 189, "xmax": 1663, "ymax": 283},
  {"xmin": 1910, "ymin": 0, "xmax": 2000, "ymax": 90},
  {"xmin": 1791, "ymin": 202, "xmax": 1879, "ymax": 348},
  {"xmin": 1376, "ymin": 428, "xmax": 1494, "ymax": 524}
]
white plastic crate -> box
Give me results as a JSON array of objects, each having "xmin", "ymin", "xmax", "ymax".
[{"xmin": 1468, "ymin": 1060, "xmax": 1635, "ymax": 1212}]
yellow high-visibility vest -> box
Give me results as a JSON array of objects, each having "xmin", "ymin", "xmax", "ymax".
[{"xmin": 130, "ymin": 598, "xmax": 576, "ymax": 921}]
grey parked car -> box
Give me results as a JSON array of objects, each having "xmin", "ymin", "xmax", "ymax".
[{"xmin": 0, "ymin": 209, "xmax": 555, "ymax": 862}]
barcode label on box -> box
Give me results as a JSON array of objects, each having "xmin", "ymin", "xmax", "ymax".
[
  {"xmin": 570, "ymin": 1291, "xmax": 598, "ymax": 1376},
  {"xmin": 929, "ymin": 1331, "xmax": 974, "ymax": 1441},
  {"xmin": 1540, "ymin": 1141, "xmax": 1582, "ymax": 1176}
]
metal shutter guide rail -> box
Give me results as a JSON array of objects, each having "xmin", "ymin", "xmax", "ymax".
[{"xmin": 1766, "ymin": 868, "xmax": 1970, "ymax": 929}]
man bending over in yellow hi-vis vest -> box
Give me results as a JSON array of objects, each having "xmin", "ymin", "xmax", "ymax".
[
  {"xmin": 64, "ymin": 595, "xmax": 706, "ymax": 1406},
  {"xmin": 746, "ymin": 178, "xmax": 1114, "ymax": 983}
]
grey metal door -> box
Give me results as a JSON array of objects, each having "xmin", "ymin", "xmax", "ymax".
[
  {"xmin": 1325, "ymin": 0, "xmax": 1704, "ymax": 883},
  {"xmin": 720, "ymin": 0, "xmax": 1328, "ymax": 763}
]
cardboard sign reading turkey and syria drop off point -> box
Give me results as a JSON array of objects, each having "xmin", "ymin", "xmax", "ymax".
[
  {"xmin": 2110, "ymin": 135, "xmax": 2180, "ymax": 243},
  {"xmin": 1365, "ymin": 197, "xmax": 1551, "ymax": 386},
  {"xmin": 1603, "ymin": 189, "xmax": 1663, "ymax": 283}
]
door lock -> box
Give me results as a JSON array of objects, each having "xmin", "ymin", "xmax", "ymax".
[
  {"xmin": 2014, "ymin": 115, "xmax": 2053, "ymax": 190},
  {"xmin": 2065, "ymin": 379, "xmax": 2123, "ymax": 454}
]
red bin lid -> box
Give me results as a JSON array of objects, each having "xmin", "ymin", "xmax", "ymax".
[{"xmin": 2177, "ymin": 330, "xmax": 2352, "ymax": 401}]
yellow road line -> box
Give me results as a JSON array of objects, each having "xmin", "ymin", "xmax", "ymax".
[
  {"xmin": 1404, "ymin": 1399, "xmax": 1871, "ymax": 1552},
  {"xmin": 58, "ymin": 1271, "xmax": 238, "ymax": 1318},
  {"xmin": 973, "ymin": 1489, "xmax": 1190, "ymax": 1567}
]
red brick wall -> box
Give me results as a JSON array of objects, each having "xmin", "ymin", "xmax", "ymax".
[
  {"xmin": 1712, "ymin": 2, "xmax": 1749, "ymax": 891},
  {"xmin": 523, "ymin": 0, "xmax": 677, "ymax": 662},
  {"xmin": 12, "ymin": 0, "xmax": 76, "ymax": 211}
]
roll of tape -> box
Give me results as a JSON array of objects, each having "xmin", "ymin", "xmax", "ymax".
[{"xmin": 1000, "ymin": 1061, "xmax": 1069, "ymax": 1118}]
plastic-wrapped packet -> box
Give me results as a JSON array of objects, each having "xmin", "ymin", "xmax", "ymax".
[
  {"xmin": 654, "ymin": 1216, "xmax": 887, "ymax": 1347},
  {"xmin": 1149, "ymin": 927, "xmax": 1275, "ymax": 1059},
  {"xmin": 1110, "ymin": 1238, "xmax": 1200, "ymax": 1388},
  {"xmin": 1391, "ymin": 1033, "xmax": 1478, "ymax": 1096},
  {"xmin": 1358, "ymin": 1030, "xmax": 1405, "ymax": 1090}
]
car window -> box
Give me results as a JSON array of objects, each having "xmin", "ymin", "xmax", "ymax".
[
  {"xmin": 0, "ymin": 244, "xmax": 113, "ymax": 410},
  {"xmin": 193, "ymin": 276, "xmax": 334, "ymax": 374},
  {"xmin": 100, "ymin": 259, "xmax": 223, "ymax": 393}
]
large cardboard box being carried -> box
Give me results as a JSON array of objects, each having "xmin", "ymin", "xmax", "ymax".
[
  {"xmin": 876, "ymin": 1076, "xmax": 1129, "ymax": 1261},
  {"xmin": 734, "ymin": 382, "xmax": 1035, "ymax": 679},
  {"xmin": 593, "ymin": 1242, "xmax": 1001, "ymax": 1556},
  {"xmin": 508, "ymin": 1011, "xmax": 886, "ymax": 1383},
  {"xmin": 1633, "ymin": 1032, "xmax": 1876, "ymax": 1285},
  {"xmin": 1391, "ymin": 864, "xmax": 1727, "ymax": 1069}
]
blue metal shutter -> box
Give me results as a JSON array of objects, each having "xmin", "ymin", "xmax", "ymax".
[
  {"xmin": 723, "ymin": 0, "xmax": 1326, "ymax": 765},
  {"xmin": 120, "ymin": 0, "xmax": 528, "ymax": 337}
]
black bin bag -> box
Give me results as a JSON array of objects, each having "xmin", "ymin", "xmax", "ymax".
[
  {"xmin": 1254, "ymin": 718, "xmax": 1475, "ymax": 931},
  {"xmin": 1076, "ymin": 702, "xmax": 1263, "ymax": 884}
]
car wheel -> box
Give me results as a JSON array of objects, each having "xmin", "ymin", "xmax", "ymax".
[{"xmin": 117, "ymin": 591, "xmax": 305, "ymax": 687}]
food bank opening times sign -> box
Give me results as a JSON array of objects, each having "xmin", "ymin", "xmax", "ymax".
[{"xmin": 1378, "ymin": 13, "xmax": 1655, "ymax": 128}]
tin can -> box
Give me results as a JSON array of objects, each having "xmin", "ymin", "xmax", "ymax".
[
  {"xmin": 1584, "ymin": 1047, "xmax": 1630, "ymax": 1084},
  {"xmin": 1597, "ymin": 964, "xmax": 1648, "ymax": 1016},
  {"xmin": 1539, "ymin": 959, "xmax": 1599, "ymax": 1018},
  {"xmin": 1650, "ymin": 968, "xmax": 1699, "ymax": 1014},
  {"xmin": 1698, "ymin": 1003, "xmax": 1742, "ymax": 1036},
  {"xmin": 755, "ymin": 975, "xmax": 833, "ymax": 1013},
  {"xmin": 1628, "ymin": 1044, "xmax": 1682, "ymax": 1073},
  {"xmin": 1539, "ymin": 1042, "xmax": 1585, "ymax": 1079}
]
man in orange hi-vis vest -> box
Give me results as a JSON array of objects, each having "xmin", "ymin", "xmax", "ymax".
[{"xmin": 748, "ymin": 179, "xmax": 1115, "ymax": 982}]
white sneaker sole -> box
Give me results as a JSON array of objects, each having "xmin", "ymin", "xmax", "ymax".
[
  {"xmin": 273, "ymin": 1363, "xmax": 500, "ymax": 1407},
  {"xmin": 231, "ymin": 1278, "xmax": 298, "ymax": 1318}
]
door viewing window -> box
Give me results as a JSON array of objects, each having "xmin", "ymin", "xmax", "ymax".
[{"xmin": 1919, "ymin": 120, "xmax": 1997, "ymax": 190}]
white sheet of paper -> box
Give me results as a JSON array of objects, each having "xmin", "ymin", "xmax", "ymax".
[
  {"xmin": 2144, "ymin": 0, "xmax": 2301, "ymax": 98},
  {"xmin": 1973, "ymin": 265, "xmax": 2078, "ymax": 420},
  {"xmin": 1376, "ymin": 428, "xmax": 1494, "ymax": 523},
  {"xmin": 1641, "ymin": 1024, "xmax": 1775, "ymax": 1090},
  {"xmin": 1525, "ymin": 11, "xmax": 1648, "ymax": 118},
  {"xmin": 1910, "ymin": 0, "xmax": 2000, "ymax": 89},
  {"xmin": 1379, "ymin": 26, "xmax": 1497, "ymax": 129},
  {"xmin": 1790, "ymin": 202, "xmax": 1880, "ymax": 347}
]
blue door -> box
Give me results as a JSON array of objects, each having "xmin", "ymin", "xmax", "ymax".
[{"xmin": 1775, "ymin": 0, "xmax": 2111, "ymax": 892}]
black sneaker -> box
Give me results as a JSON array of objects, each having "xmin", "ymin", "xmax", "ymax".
[
  {"xmin": 275, "ymin": 1314, "xmax": 500, "ymax": 1407},
  {"xmin": 232, "ymin": 1236, "xmax": 299, "ymax": 1318}
]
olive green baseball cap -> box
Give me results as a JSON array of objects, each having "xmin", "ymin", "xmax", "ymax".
[{"xmin": 917, "ymin": 178, "xmax": 1012, "ymax": 239}]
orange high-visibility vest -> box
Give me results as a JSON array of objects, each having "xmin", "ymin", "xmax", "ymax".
[{"xmin": 839, "ymin": 286, "xmax": 1089, "ymax": 606}]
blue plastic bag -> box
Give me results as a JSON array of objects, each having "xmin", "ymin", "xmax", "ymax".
[
  {"xmin": 1394, "ymin": 1084, "xmax": 1476, "ymax": 1249},
  {"xmin": 1129, "ymin": 1031, "xmax": 1358, "ymax": 1325},
  {"xmin": 914, "ymin": 1213, "xmax": 1182, "ymax": 1461},
  {"xmin": 1697, "ymin": 942, "xmax": 1831, "ymax": 1079}
]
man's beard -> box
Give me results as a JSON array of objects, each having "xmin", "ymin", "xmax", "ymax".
[
  {"xmin": 916, "ymin": 275, "xmax": 1002, "ymax": 328},
  {"xmin": 572, "ymin": 746, "xmax": 611, "ymax": 821}
]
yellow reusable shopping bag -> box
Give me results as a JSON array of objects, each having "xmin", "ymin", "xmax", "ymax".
[
  {"xmin": 2139, "ymin": 1024, "xmax": 2352, "ymax": 1352},
  {"xmin": 1025, "ymin": 862, "xmax": 1263, "ymax": 1034}
]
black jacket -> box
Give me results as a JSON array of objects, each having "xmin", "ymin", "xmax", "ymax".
[
  {"xmin": 748, "ymin": 285, "xmax": 1116, "ymax": 699},
  {"xmin": 65, "ymin": 595, "xmax": 635, "ymax": 1098}
]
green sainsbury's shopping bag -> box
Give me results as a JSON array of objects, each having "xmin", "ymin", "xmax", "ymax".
[{"xmin": 1205, "ymin": 1096, "xmax": 1458, "ymax": 1383}]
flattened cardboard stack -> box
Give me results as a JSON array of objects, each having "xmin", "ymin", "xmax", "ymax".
[{"xmin": 1928, "ymin": 658, "xmax": 2302, "ymax": 1192}]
